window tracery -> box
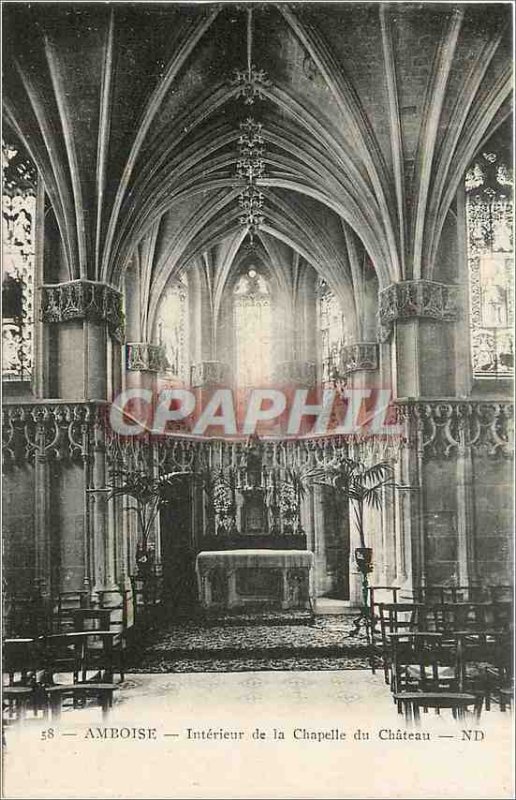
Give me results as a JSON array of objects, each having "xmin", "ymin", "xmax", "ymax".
[
  {"xmin": 155, "ymin": 275, "xmax": 189, "ymax": 382},
  {"xmin": 234, "ymin": 267, "xmax": 272, "ymax": 387},
  {"xmin": 2, "ymin": 138, "xmax": 37, "ymax": 382},
  {"xmin": 318, "ymin": 280, "xmax": 346, "ymax": 385},
  {"xmin": 466, "ymin": 144, "xmax": 513, "ymax": 378}
]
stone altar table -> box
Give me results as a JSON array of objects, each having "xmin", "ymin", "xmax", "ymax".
[{"xmin": 195, "ymin": 550, "xmax": 314, "ymax": 611}]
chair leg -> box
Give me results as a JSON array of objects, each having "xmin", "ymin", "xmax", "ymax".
[
  {"xmin": 100, "ymin": 691, "xmax": 113, "ymax": 720},
  {"xmin": 50, "ymin": 694, "xmax": 62, "ymax": 721},
  {"xmin": 383, "ymin": 657, "xmax": 390, "ymax": 685}
]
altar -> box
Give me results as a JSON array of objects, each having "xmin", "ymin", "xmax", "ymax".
[{"xmin": 195, "ymin": 550, "xmax": 314, "ymax": 611}]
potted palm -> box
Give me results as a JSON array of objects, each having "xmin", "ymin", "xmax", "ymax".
[
  {"xmin": 317, "ymin": 456, "xmax": 408, "ymax": 624},
  {"xmin": 108, "ymin": 467, "xmax": 192, "ymax": 581}
]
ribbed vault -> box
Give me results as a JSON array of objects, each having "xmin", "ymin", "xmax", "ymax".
[{"xmin": 3, "ymin": 2, "xmax": 512, "ymax": 320}]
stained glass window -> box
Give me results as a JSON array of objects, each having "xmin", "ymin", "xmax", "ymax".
[
  {"xmin": 234, "ymin": 267, "xmax": 272, "ymax": 387},
  {"xmin": 155, "ymin": 275, "xmax": 189, "ymax": 381},
  {"xmin": 318, "ymin": 280, "xmax": 346, "ymax": 385},
  {"xmin": 2, "ymin": 137, "xmax": 37, "ymax": 382},
  {"xmin": 466, "ymin": 139, "xmax": 513, "ymax": 379}
]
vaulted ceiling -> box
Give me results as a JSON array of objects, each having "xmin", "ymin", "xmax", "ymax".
[{"xmin": 3, "ymin": 2, "xmax": 513, "ymax": 323}]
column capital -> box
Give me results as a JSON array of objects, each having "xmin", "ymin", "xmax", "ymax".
[
  {"xmin": 378, "ymin": 280, "xmax": 461, "ymax": 343},
  {"xmin": 126, "ymin": 343, "xmax": 168, "ymax": 373},
  {"xmin": 40, "ymin": 279, "xmax": 124, "ymax": 342},
  {"xmin": 272, "ymin": 360, "xmax": 316, "ymax": 387},
  {"xmin": 191, "ymin": 360, "xmax": 231, "ymax": 388},
  {"xmin": 341, "ymin": 343, "xmax": 378, "ymax": 374}
]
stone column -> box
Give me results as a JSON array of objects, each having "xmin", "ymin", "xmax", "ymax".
[
  {"xmin": 312, "ymin": 484, "xmax": 327, "ymax": 597},
  {"xmin": 273, "ymin": 361, "xmax": 316, "ymax": 389},
  {"xmin": 456, "ymin": 412, "xmax": 476, "ymax": 585},
  {"xmin": 40, "ymin": 280, "xmax": 124, "ymax": 401},
  {"xmin": 378, "ymin": 280, "xmax": 461, "ymax": 399},
  {"xmin": 377, "ymin": 281, "xmax": 461, "ymax": 589},
  {"xmin": 348, "ymin": 500, "xmax": 364, "ymax": 606},
  {"xmin": 124, "ymin": 342, "xmax": 168, "ymax": 429},
  {"xmin": 34, "ymin": 447, "xmax": 51, "ymax": 606}
]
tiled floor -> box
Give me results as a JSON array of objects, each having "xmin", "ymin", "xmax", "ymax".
[{"xmin": 3, "ymin": 670, "xmax": 513, "ymax": 799}]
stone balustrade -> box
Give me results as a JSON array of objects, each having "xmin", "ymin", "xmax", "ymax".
[{"xmin": 2, "ymin": 399, "xmax": 512, "ymax": 470}]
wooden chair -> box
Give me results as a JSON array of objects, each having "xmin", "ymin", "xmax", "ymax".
[
  {"xmin": 72, "ymin": 608, "xmax": 112, "ymax": 633},
  {"xmin": 368, "ymin": 586, "xmax": 400, "ymax": 674},
  {"xmin": 3, "ymin": 637, "xmax": 42, "ymax": 686},
  {"xmin": 53, "ymin": 591, "xmax": 90, "ymax": 633},
  {"xmin": 413, "ymin": 584, "xmax": 484, "ymax": 605},
  {"xmin": 3, "ymin": 638, "xmax": 49, "ymax": 723},
  {"xmin": 4, "ymin": 593, "xmax": 50, "ymax": 638},
  {"xmin": 39, "ymin": 630, "xmax": 118, "ymax": 717},
  {"xmin": 377, "ymin": 603, "xmax": 424, "ymax": 685},
  {"xmin": 72, "ymin": 607, "xmax": 125, "ymax": 682},
  {"xmin": 45, "ymin": 683, "xmax": 116, "ymax": 720},
  {"xmin": 393, "ymin": 692, "xmax": 482, "ymax": 725},
  {"xmin": 2, "ymin": 686, "xmax": 40, "ymax": 724},
  {"xmin": 389, "ymin": 631, "xmax": 454, "ymax": 695},
  {"xmin": 391, "ymin": 632, "xmax": 483, "ymax": 724}
]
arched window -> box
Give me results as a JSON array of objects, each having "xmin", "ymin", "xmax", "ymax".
[
  {"xmin": 234, "ymin": 267, "xmax": 272, "ymax": 387},
  {"xmin": 318, "ymin": 279, "xmax": 346, "ymax": 385},
  {"xmin": 466, "ymin": 137, "xmax": 513, "ymax": 378},
  {"xmin": 2, "ymin": 137, "xmax": 37, "ymax": 382},
  {"xmin": 155, "ymin": 275, "xmax": 189, "ymax": 381}
]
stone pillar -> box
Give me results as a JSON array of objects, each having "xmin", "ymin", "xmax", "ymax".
[
  {"xmin": 378, "ymin": 280, "xmax": 461, "ymax": 399},
  {"xmin": 381, "ymin": 483, "xmax": 397, "ymax": 585},
  {"xmin": 312, "ymin": 484, "xmax": 327, "ymax": 597},
  {"xmin": 456, "ymin": 413, "xmax": 476, "ymax": 585},
  {"xmin": 272, "ymin": 361, "xmax": 316, "ymax": 388},
  {"xmin": 124, "ymin": 342, "xmax": 168, "ymax": 429},
  {"xmin": 89, "ymin": 412, "xmax": 123, "ymax": 611},
  {"xmin": 348, "ymin": 501, "xmax": 364, "ymax": 606},
  {"xmin": 40, "ymin": 280, "xmax": 124, "ymax": 400},
  {"xmin": 191, "ymin": 361, "xmax": 231, "ymax": 413},
  {"xmin": 34, "ymin": 448, "xmax": 51, "ymax": 606},
  {"xmin": 377, "ymin": 281, "xmax": 461, "ymax": 590}
]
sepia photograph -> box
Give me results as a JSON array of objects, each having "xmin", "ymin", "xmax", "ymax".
[{"xmin": 1, "ymin": 1, "xmax": 514, "ymax": 797}]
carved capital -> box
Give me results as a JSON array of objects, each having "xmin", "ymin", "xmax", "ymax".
[
  {"xmin": 341, "ymin": 343, "xmax": 378, "ymax": 374},
  {"xmin": 191, "ymin": 361, "xmax": 231, "ymax": 388},
  {"xmin": 41, "ymin": 280, "xmax": 124, "ymax": 342},
  {"xmin": 378, "ymin": 280, "xmax": 461, "ymax": 343},
  {"xmin": 126, "ymin": 343, "xmax": 168, "ymax": 373},
  {"xmin": 272, "ymin": 361, "xmax": 317, "ymax": 387}
]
